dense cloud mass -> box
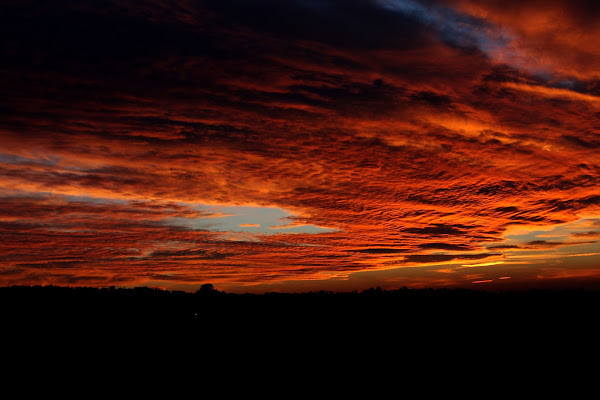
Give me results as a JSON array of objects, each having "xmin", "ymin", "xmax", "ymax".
[{"xmin": 1, "ymin": 0, "xmax": 600, "ymax": 291}]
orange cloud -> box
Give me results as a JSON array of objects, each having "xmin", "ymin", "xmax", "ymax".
[{"xmin": 444, "ymin": 0, "xmax": 600, "ymax": 80}]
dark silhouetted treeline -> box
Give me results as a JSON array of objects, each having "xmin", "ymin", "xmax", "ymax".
[
  {"xmin": 4, "ymin": 284, "xmax": 599, "ymax": 363},
  {"xmin": 2, "ymin": 285, "xmax": 598, "ymax": 332}
]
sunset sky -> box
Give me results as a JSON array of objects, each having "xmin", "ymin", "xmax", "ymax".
[{"xmin": 2, "ymin": 0, "xmax": 600, "ymax": 293}]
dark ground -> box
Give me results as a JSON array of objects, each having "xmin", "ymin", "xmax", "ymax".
[
  {"xmin": 2, "ymin": 285, "xmax": 597, "ymax": 330},
  {"xmin": 3, "ymin": 285, "xmax": 598, "ymax": 366},
  {"xmin": 3, "ymin": 284, "xmax": 595, "ymax": 385}
]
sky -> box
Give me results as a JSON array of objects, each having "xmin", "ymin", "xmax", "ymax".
[{"xmin": 1, "ymin": 0, "xmax": 600, "ymax": 293}]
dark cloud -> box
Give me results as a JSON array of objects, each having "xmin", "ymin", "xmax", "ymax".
[
  {"xmin": 418, "ymin": 243, "xmax": 472, "ymax": 251},
  {"xmin": 16, "ymin": 261, "xmax": 82, "ymax": 270},
  {"xmin": 201, "ymin": 0, "xmax": 433, "ymax": 50},
  {"xmin": 525, "ymin": 240, "xmax": 563, "ymax": 248},
  {"xmin": 404, "ymin": 224, "xmax": 469, "ymax": 236},
  {"xmin": 524, "ymin": 240, "xmax": 597, "ymax": 249},
  {"xmin": 571, "ymin": 231, "xmax": 600, "ymax": 238},
  {"xmin": 495, "ymin": 206, "xmax": 519, "ymax": 213},
  {"xmin": 150, "ymin": 249, "xmax": 235, "ymax": 261},
  {"xmin": 403, "ymin": 253, "xmax": 500, "ymax": 264},
  {"xmin": 351, "ymin": 248, "xmax": 409, "ymax": 254},
  {"xmin": 561, "ymin": 135, "xmax": 600, "ymax": 149},
  {"xmin": 410, "ymin": 91, "xmax": 455, "ymax": 109}
]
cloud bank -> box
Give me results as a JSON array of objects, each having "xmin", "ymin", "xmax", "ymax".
[{"xmin": 1, "ymin": 0, "xmax": 600, "ymax": 291}]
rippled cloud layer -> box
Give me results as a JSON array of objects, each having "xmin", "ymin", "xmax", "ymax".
[{"xmin": 1, "ymin": 0, "xmax": 600, "ymax": 291}]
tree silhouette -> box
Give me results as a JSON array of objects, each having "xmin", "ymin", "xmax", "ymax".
[{"xmin": 197, "ymin": 283, "xmax": 217, "ymax": 294}]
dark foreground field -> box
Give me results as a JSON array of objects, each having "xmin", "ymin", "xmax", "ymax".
[
  {"xmin": 3, "ymin": 285, "xmax": 598, "ymax": 332},
  {"xmin": 3, "ymin": 285, "xmax": 599, "ymax": 364}
]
